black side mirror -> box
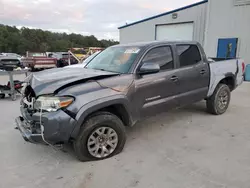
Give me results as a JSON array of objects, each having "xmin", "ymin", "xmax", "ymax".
[{"xmin": 139, "ymin": 62, "xmax": 160, "ymax": 75}]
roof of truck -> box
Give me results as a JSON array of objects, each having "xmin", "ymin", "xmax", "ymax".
[{"xmin": 114, "ymin": 40, "xmax": 200, "ymax": 48}]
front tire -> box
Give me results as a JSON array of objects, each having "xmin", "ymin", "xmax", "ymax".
[
  {"xmin": 74, "ymin": 112, "xmax": 126, "ymax": 161},
  {"xmin": 206, "ymin": 84, "xmax": 231, "ymax": 115}
]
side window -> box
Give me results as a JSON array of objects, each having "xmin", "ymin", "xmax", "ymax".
[
  {"xmin": 177, "ymin": 45, "xmax": 202, "ymax": 67},
  {"xmin": 142, "ymin": 46, "xmax": 174, "ymax": 71}
]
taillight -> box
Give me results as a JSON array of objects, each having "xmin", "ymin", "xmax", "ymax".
[{"xmin": 242, "ymin": 62, "xmax": 245, "ymax": 73}]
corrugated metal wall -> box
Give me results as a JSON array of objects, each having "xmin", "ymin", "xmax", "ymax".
[
  {"xmin": 204, "ymin": 0, "xmax": 250, "ymax": 64},
  {"xmin": 119, "ymin": 3, "xmax": 207, "ymax": 45}
]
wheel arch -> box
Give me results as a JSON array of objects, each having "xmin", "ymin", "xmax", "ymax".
[
  {"xmin": 219, "ymin": 73, "xmax": 236, "ymax": 91},
  {"xmin": 70, "ymin": 95, "xmax": 136, "ymax": 139},
  {"xmin": 208, "ymin": 72, "xmax": 236, "ymax": 97}
]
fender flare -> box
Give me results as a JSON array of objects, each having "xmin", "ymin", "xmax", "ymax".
[
  {"xmin": 70, "ymin": 94, "xmax": 135, "ymax": 139},
  {"xmin": 208, "ymin": 72, "xmax": 236, "ymax": 97},
  {"xmin": 224, "ymin": 72, "xmax": 236, "ymax": 89}
]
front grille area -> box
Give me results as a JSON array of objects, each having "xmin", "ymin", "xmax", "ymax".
[{"xmin": 21, "ymin": 117, "xmax": 41, "ymax": 135}]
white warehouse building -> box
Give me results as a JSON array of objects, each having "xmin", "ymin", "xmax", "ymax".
[{"xmin": 118, "ymin": 0, "xmax": 250, "ymax": 64}]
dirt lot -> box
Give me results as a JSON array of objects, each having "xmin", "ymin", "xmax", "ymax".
[{"xmin": 0, "ymin": 74, "xmax": 250, "ymax": 188}]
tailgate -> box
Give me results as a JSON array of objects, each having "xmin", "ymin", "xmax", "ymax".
[
  {"xmin": 22, "ymin": 58, "xmax": 57, "ymax": 68},
  {"xmin": 236, "ymin": 59, "xmax": 245, "ymax": 86},
  {"xmin": 34, "ymin": 58, "xmax": 57, "ymax": 66}
]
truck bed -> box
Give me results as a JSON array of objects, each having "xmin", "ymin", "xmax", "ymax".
[
  {"xmin": 22, "ymin": 57, "xmax": 57, "ymax": 69},
  {"xmin": 209, "ymin": 57, "xmax": 236, "ymax": 62},
  {"xmin": 207, "ymin": 58, "xmax": 245, "ymax": 97}
]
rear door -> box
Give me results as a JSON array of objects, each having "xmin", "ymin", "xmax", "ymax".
[
  {"xmin": 132, "ymin": 45, "xmax": 180, "ymax": 118},
  {"xmin": 174, "ymin": 44, "xmax": 210, "ymax": 106}
]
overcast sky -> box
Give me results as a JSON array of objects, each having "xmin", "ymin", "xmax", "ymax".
[{"xmin": 0, "ymin": 0, "xmax": 199, "ymax": 41}]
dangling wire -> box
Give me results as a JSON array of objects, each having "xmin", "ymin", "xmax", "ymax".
[{"xmin": 39, "ymin": 107, "xmax": 62, "ymax": 150}]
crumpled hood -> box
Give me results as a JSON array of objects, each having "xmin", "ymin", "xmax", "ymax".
[{"xmin": 30, "ymin": 67, "xmax": 119, "ymax": 96}]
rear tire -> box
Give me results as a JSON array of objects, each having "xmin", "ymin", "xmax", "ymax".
[
  {"xmin": 206, "ymin": 84, "xmax": 231, "ymax": 115},
  {"xmin": 74, "ymin": 112, "xmax": 126, "ymax": 161}
]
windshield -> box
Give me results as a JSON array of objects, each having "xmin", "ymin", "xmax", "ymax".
[
  {"xmin": 86, "ymin": 46, "xmax": 141, "ymax": 73},
  {"xmin": 83, "ymin": 51, "xmax": 101, "ymax": 64}
]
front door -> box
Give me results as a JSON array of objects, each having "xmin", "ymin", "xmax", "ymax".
[
  {"xmin": 132, "ymin": 45, "xmax": 179, "ymax": 118},
  {"xmin": 174, "ymin": 44, "xmax": 210, "ymax": 106}
]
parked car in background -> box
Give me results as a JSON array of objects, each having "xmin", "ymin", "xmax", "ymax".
[
  {"xmin": 0, "ymin": 53, "xmax": 22, "ymax": 62},
  {"xmin": 53, "ymin": 52, "xmax": 79, "ymax": 67},
  {"xmin": 0, "ymin": 56, "xmax": 23, "ymax": 70},
  {"xmin": 16, "ymin": 41, "xmax": 244, "ymax": 161},
  {"xmin": 22, "ymin": 52, "xmax": 57, "ymax": 71}
]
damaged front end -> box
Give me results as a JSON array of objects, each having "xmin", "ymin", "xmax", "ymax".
[
  {"xmin": 15, "ymin": 68, "xmax": 122, "ymax": 145},
  {"xmin": 16, "ymin": 82, "xmax": 77, "ymax": 145},
  {"xmin": 16, "ymin": 85, "xmax": 43, "ymax": 143}
]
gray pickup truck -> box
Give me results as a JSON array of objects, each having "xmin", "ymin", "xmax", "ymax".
[{"xmin": 16, "ymin": 41, "xmax": 245, "ymax": 161}]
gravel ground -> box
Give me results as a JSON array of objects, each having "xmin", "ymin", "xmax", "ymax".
[{"xmin": 0, "ymin": 74, "xmax": 250, "ymax": 188}]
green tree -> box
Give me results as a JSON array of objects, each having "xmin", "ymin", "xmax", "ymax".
[{"xmin": 0, "ymin": 24, "xmax": 119, "ymax": 55}]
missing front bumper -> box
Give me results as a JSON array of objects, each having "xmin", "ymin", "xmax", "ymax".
[{"xmin": 15, "ymin": 116, "xmax": 44, "ymax": 144}]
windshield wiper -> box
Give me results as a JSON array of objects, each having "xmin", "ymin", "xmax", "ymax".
[
  {"xmin": 95, "ymin": 68, "xmax": 106, "ymax": 71},
  {"xmin": 94, "ymin": 68, "xmax": 121, "ymax": 74}
]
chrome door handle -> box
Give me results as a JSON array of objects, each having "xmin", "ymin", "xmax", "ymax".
[
  {"xmin": 200, "ymin": 70, "xmax": 206, "ymax": 75},
  {"xmin": 170, "ymin": 76, "xmax": 178, "ymax": 82}
]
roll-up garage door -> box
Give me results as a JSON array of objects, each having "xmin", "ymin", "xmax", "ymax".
[{"xmin": 156, "ymin": 23, "xmax": 194, "ymax": 41}]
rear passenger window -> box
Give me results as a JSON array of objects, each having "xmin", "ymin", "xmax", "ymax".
[
  {"xmin": 142, "ymin": 46, "xmax": 174, "ymax": 70},
  {"xmin": 177, "ymin": 45, "xmax": 201, "ymax": 67}
]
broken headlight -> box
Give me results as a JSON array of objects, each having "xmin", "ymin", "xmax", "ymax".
[{"xmin": 34, "ymin": 96, "xmax": 74, "ymax": 112}]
